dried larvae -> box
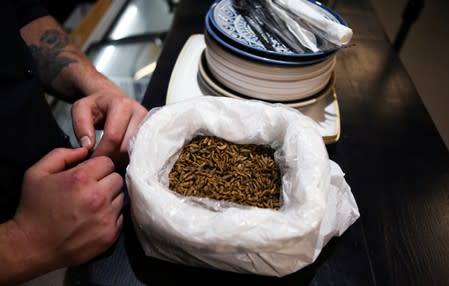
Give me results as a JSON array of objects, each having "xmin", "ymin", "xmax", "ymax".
[{"xmin": 168, "ymin": 135, "xmax": 281, "ymax": 209}]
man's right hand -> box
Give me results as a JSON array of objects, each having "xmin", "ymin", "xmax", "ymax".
[{"xmin": 13, "ymin": 147, "xmax": 124, "ymax": 272}]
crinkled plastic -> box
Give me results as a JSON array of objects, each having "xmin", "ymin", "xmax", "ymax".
[
  {"xmin": 267, "ymin": 0, "xmax": 319, "ymax": 52},
  {"xmin": 126, "ymin": 96, "xmax": 359, "ymax": 277},
  {"xmin": 274, "ymin": 0, "xmax": 353, "ymax": 46}
]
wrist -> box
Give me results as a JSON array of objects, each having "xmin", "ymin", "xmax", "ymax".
[
  {"xmin": 0, "ymin": 220, "xmax": 49, "ymax": 284},
  {"xmin": 80, "ymin": 70, "xmax": 124, "ymax": 97}
]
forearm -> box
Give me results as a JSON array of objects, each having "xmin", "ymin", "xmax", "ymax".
[
  {"xmin": 0, "ymin": 220, "xmax": 47, "ymax": 285},
  {"xmin": 20, "ymin": 16, "xmax": 111, "ymax": 101}
]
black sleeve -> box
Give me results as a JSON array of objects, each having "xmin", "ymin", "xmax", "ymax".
[{"xmin": 12, "ymin": 0, "xmax": 49, "ymax": 28}]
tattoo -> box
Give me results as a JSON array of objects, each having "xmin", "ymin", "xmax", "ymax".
[{"xmin": 29, "ymin": 29, "xmax": 77, "ymax": 84}]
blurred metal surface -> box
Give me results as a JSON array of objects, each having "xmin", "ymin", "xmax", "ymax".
[{"xmin": 107, "ymin": 0, "xmax": 174, "ymax": 40}]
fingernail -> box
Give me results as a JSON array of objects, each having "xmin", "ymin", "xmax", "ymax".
[{"xmin": 80, "ymin": 136, "xmax": 92, "ymax": 148}]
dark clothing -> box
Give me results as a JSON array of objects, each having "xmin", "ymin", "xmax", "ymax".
[{"xmin": 0, "ymin": 0, "xmax": 70, "ymax": 223}]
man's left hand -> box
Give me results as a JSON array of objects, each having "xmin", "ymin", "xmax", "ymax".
[{"xmin": 71, "ymin": 83, "xmax": 148, "ymax": 167}]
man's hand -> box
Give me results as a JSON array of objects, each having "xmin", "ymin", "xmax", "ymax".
[
  {"xmin": 71, "ymin": 82, "xmax": 147, "ymax": 167},
  {"xmin": 20, "ymin": 16, "xmax": 148, "ymax": 167},
  {"xmin": 12, "ymin": 147, "xmax": 124, "ymax": 273}
]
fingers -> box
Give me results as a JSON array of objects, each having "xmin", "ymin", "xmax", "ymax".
[
  {"xmin": 116, "ymin": 214, "xmax": 124, "ymax": 229},
  {"xmin": 121, "ymin": 106, "xmax": 147, "ymax": 154},
  {"xmin": 31, "ymin": 148, "xmax": 89, "ymax": 174},
  {"xmin": 77, "ymin": 156, "xmax": 116, "ymax": 181},
  {"xmin": 112, "ymin": 193, "xmax": 125, "ymax": 223},
  {"xmin": 71, "ymin": 99, "xmax": 99, "ymax": 150},
  {"xmin": 99, "ymin": 173, "xmax": 125, "ymax": 226},
  {"xmin": 92, "ymin": 100, "xmax": 132, "ymax": 158},
  {"xmin": 72, "ymin": 92, "xmax": 147, "ymax": 163},
  {"xmin": 93, "ymin": 102, "xmax": 147, "ymax": 162},
  {"xmin": 98, "ymin": 172, "xmax": 124, "ymax": 201}
]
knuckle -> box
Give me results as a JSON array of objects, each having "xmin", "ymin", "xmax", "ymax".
[
  {"xmin": 70, "ymin": 168, "xmax": 90, "ymax": 186},
  {"xmin": 110, "ymin": 172, "xmax": 124, "ymax": 186},
  {"xmin": 71, "ymin": 100, "xmax": 80, "ymax": 110},
  {"xmin": 116, "ymin": 189, "xmax": 125, "ymax": 202},
  {"xmin": 103, "ymin": 129, "xmax": 123, "ymax": 146},
  {"xmin": 83, "ymin": 191, "xmax": 106, "ymax": 212},
  {"xmin": 71, "ymin": 99, "xmax": 85, "ymax": 112},
  {"xmin": 115, "ymin": 97, "xmax": 135, "ymax": 113},
  {"xmin": 113, "ymin": 193, "xmax": 125, "ymax": 210},
  {"xmin": 95, "ymin": 156, "xmax": 115, "ymax": 171},
  {"xmin": 137, "ymin": 105, "xmax": 148, "ymax": 116},
  {"xmin": 23, "ymin": 168, "xmax": 36, "ymax": 183},
  {"xmin": 115, "ymin": 95, "xmax": 129, "ymax": 105}
]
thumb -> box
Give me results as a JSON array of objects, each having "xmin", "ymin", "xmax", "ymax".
[
  {"xmin": 32, "ymin": 148, "xmax": 89, "ymax": 174},
  {"xmin": 72, "ymin": 99, "xmax": 98, "ymax": 150}
]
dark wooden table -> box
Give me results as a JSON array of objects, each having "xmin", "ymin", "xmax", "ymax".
[{"xmin": 76, "ymin": 0, "xmax": 449, "ymax": 285}]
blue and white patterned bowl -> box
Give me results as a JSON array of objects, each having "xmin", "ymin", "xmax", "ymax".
[
  {"xmin": 204, "ymin": 14, "xmax": 327, "ymax": 66},
  {"xmin": 207, "ymin": 0, "xmax": 347, "ymax": 63}
]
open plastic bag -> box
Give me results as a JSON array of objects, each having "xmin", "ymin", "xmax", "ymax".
[{"xmin": 126, "ymin": 96, "xmax": 359, "ymax": 277}]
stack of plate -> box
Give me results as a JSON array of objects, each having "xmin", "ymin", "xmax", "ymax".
[{"xmin": 202, "ymin": 0, "xmax": 348, "ymax": 105}]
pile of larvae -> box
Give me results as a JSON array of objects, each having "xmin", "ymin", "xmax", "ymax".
[{"xmin": 168, "ymin": 135, "xmax": 281, "ymax": 209}]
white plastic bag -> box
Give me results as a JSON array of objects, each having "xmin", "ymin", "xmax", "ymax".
[
  {"xmin": 126, "ymin": 96, "xmax": 359, "ymax": 277},
  {"xmin": 274, "ymin": 0, "xmax": 353, "ymax": 46}
]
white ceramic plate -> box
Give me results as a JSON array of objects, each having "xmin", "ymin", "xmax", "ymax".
[
  {"xmin": 206, "ymin": 56, "xmax": 333, "ymax": 100},
  {"xmin": 199, "ymin": 52, "xmax": 334, "ymax": 107},
  {"xmin": 205, "ymin": 48, "xmax": 334, "ymax": 100},
  {"xmin": 166, "ymin": 34, "xmax": 340, "ymax": 144}
]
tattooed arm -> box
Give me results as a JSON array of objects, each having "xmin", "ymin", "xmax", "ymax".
[
  {"xmin": 20, "ymin": 16, "xmax": 147, "ymax": 164},
  {"xmin": 20, "ymin": 16, "xmax": 105, "ymax": 101}
]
